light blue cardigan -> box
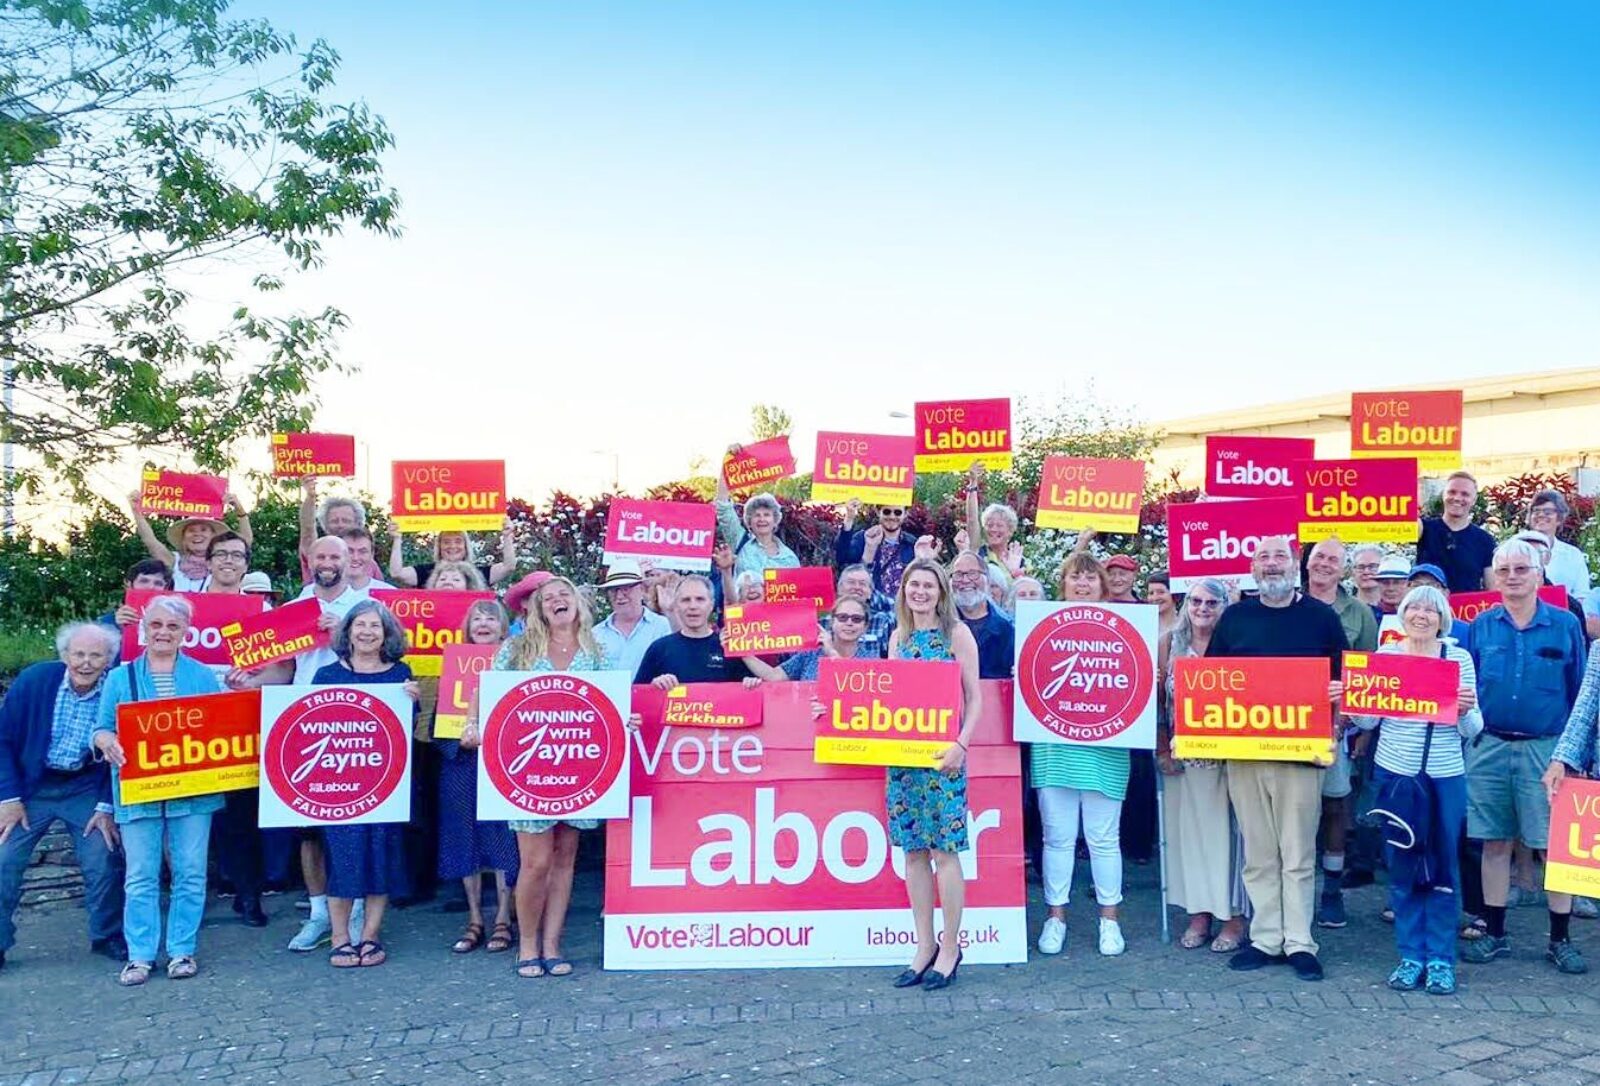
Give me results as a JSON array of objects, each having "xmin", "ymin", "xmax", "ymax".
[{"xmin": 94, "ymin": 653, "xmax": 226, "ymax": 824}]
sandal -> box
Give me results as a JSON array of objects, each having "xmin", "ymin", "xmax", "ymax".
[
  {"xmin": 1209, "ymin": 932, "xmax": 1243, "ymax": 954},
  {"xmin": 119, "ymin": 961, "xmax": 154, "ymax": 986},
  {"xmin": 515, "ymin": 957, "xmax": 546, "ymax": 978},
  {"xmin": 451, "ymin": 922, "xmax": 485, "ymax": 954},
  {"xmin": 330, "ymin": 943, "xmax": 362, "ymax": 968},
  {"xmin": 1179, "ymin": 927, "xmax": 1211, "ymax": 950},
  {"xmin": 544, "ymin": 957, "xmax": 573, "ymax": 977},
  {"xmin": 356, "ymin": 939, "xmax": 387, "ymax": 967},
  {"xmin": 1460, "ymin": 916, "xmax": 1488, "ymax": 941},
  {"xmin": 485, "ymin": 922, "xmax": 514, "ymax": 954},
  {"xmin": 166, "ymin": 955, "xmax": 198, "ymax": 980}
]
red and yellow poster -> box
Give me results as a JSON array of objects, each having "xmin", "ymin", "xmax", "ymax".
[
  {"xmin": 721, "ymin": 602, "xmax": 818, "ymax": 658},
  {"xmin": 368, "ymin": 589, "xmax": 496, "ymax": 678},
  {"xmin": 271, "ymin": 433, "xmax": 357, "ymax": 478},
  {"xmin": 1449, "ymin": 585, "xmax": 1569, "ymax": 624},
  {"xmin": 1171, "ymin": 656, "xmax": 1334, "ymax": 763},
  {"xmin": 221, "ymin": 597, "xmax": 326, "ymax": 672},
  {"xmin": 1340, "ymin": 651, "xmax": 1460, "ymax": 725},
  {"xmin": 1034, "ymin": 456, "xmax": 1145, "ymax": 533},
  {"xmin": 633, "ymin": 683, "xmax": 764, "ymax": 729},
  {"xmin": 1204, "ymin": 436, "xmax": 1316, "ymax": 499},
  {"xmin": 1350, "ymin": 390, "xmax": 1463, "ymax": 474},
  {"xmin": 433, "ymin": 642, "xmax": 497, "ymax": 740},
  {"xmin": 602, "ymin": 498, "xmax": 717, "ymax": 571},
  {"xmin": 810, "ymin": 432, "xmax": 915, "ymax": 505},
  {"xmin": 1546, "ymin": 779, "xmax": 1600, "ymax": 897},
  {"xmin": 120, "ymin": 590, "xmax": 266, "ymax": 667},
  {"xmin": 258, "ymin": 684, "xmax": 413, "ymax": 826},
  {"xmin": 762, "ymin": 566, "xmax": 836, "ymax": 612},
  {"xmin": 116, "ymin": 690, "xmax": 262, "ymax": 805},
  {"xmin": 913, "ymin": 398, "xmax": 1012, "ymax": 472},
  {"xmin": 723, "ymin": 437, "xmax": 797, "ymax": 494},
  {"xmin": 1165, "ymin": 498, "xmax": 1300, "ymax": 591},
  {"xmin": 137, "ymin": 469, "xmax": 227, "ymax": 520},
  {"xmin": 391, "ymin": 460, "xmax": 506, "ymax": 532},
  {"xmin": 813, "ymin": 657, "xmax": 962, "ymax": 768},
  {"xmin": 1296, "ymin": 457, "xmax": 1419, "ymax": 544}
]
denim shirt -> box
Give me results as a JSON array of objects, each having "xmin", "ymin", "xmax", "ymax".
[
  {"xmin": 95, "ymin": 653, "xmax": 226, "ymax": 824},
  {"xmin": 1554, "ymin": 641, "xmax": 1600, "ymax": 773},
  {"xmin": 1468, "ymin": 602, "xmax": 1586, "ymax": 739}
]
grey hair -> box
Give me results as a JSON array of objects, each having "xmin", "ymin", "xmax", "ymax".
[
  {"xmin": 142, "ymin": 594, "xmax": 194, "ymax": 629},
  {"xmin": 981, "ymin": 503, "xmax": 1018, "ymax": 534},
  {"xmin": 1398, "ymin": 585, "xmax": 1454, "ymax": 634},
  {"xmin": 318, "ymin": 496, "xmax": 367, "ymax": 530},
  {"xmin": 1170, "ymin": 578, "xmax": 1232, "ymax": 659},
  {"xmin": 677, "ymin": 573, "xmax": 717, "ymax": 598},
  {"xmin": 1006, "ymin": 576, "xmax": 1045, "ymax": 609},
  {"xmin": 986, "ymin": 561, "xmax": 1012, "ymax": 592},
  {"xmin": 742, "ymin": 493, "xmax": 782, "ymax": 528},
  {"xmin": 1531, "ymin": 489, "xmax": 1571, "ymax": 518},
  {"xmin": 1492, "ymin": 537, "xmax": 1544, "ymax": 572},
  {"xmin": 56, "ymin": 622, "xmax": 118, "ymax": 660},
  {"xmin": 733, "ymin": 570, "xmax": 764, "ymax": 598},
  {"xmin": 332, "ymin": 600, "xmax": 409, "ymax": 664},
  {"xmin": 1351, "ymin": 544, "xmax": 1384, "ymax": 562}
]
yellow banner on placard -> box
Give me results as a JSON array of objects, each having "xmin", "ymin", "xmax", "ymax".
[
  {"xmin": 1546, "ymin": 861, "xmax": 1600, "ymax": 897},
  {"xmin": 120, "ymin": 762, "xmax": 259, "ymax": 805},
  {"xmin": 1170, "ymin": 734, "xmax": 1336, "ymax": 764},
  {"xmin": 813, "ymin": 735, "xmax": 949, "ymax": 768},
  {"xmin": 809, "ymin": 481, "xmax": 913, "ymax": 505},
  {"xmin": 433, "ymin": 711, "xmax": 468, "ymax": 740},
  {"xmin": 1296, "ymin": 520, "xmax": 1417, "ymax": 545}
]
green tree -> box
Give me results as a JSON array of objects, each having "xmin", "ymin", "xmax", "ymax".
[
  {"xmin": 0, "ymin": 0, "xmax": 399, "ymax": 494},
  {"xmin": 749, "ymin": 403, "xmax": 793, "ymax": 442}
]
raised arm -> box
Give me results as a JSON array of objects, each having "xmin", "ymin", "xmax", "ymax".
[
  {"xmin": 387, "ymin": 522, "xmax": 420, "ymax": 587},
  {"xmin": 963, "ymin": 462, "xmax": 983, "ymax": 551},
  {"xmin": 487, "ymin": 519, "xmax": 516, "ymax": 586},
  {"xmin": 297, "ymin": 478, "xmax": 320, "ymax": 556},
  {"xmin": 228, "ymin": 491, "xmax": 254, "ymax": 547},
  {"xmin": 127, "ymin": 490, "xmax": 175, "ymax": 565}
]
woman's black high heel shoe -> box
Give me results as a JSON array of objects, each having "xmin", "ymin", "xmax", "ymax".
[
  {"xmin": 921, "ymin": 950, "xmax": 962, "ymax": 991},
  {"xmin": 892, "ymin": 955, "xmax": 935, "ymax": 988}
]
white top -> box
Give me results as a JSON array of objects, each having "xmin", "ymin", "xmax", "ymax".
[
  {"xmin": 171, "ymin": 568, "xmax": 211, "ymax": 592},
  {"xmin": 595, "ymin": 608, "xmax": 672, "ymax": 680},
  {"xmin": 291, "ymin": 584, "xmax": 366, "ymax": 684},
  {"xmin": 1546, "ymin": 539, "xmax": 1591, "ymax": 602}
]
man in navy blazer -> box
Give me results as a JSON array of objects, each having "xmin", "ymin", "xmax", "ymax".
[{"xmin": 0, "ymin": 623, "xmax": 126, "ymax": 969}]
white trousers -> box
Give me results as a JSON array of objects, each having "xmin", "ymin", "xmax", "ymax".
[{"xmin": 1038, "ymin": 786, "xmax": 1124, "ymax": 908}]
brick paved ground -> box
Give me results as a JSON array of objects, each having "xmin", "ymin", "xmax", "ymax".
[{"xmin": 3, "ymin": 863, "xmax": 1598, "ymax": 1085}]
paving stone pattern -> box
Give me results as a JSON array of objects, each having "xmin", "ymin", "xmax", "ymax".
[{"xmin": 2, "ymin": 866, "xmax": 1597, "ymax": 1085}]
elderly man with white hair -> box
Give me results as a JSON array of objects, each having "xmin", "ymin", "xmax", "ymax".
[
  {"xmin": 0, "ymin": 623, "xmax": 125, "ymax": 970},
  {"xmin": 1206, "ymin": 535, "xmax": 1348, "ymax": 982}
]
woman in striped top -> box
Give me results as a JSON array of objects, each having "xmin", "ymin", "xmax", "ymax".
[{"xmin": 1350, "ymin": 585, "xmax": 1482, "ymax": 996}]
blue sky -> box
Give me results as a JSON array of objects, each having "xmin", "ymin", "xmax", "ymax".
[{"xmin": 237, "ymin": 2, "xmax": 1600, "ymax": 500}]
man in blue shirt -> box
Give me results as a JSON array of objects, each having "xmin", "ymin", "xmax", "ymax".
[
  {"xmin": 1462, "ymin": 538, "xmax": 1588, "ymax": 975},
  {"xmin": 592, "ymin": 560, "xmax": 671, "ymax": 677},
  {"xmin": 949, "ymin": 550, "xmax": 1014, "ymax": 680},
  {"xmin": 0, "ymin": 623, "xmax": 126, "ymax": 970}
]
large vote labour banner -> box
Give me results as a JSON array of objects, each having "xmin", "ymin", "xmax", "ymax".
[{"xmin": 604, "ymin": 681, "xmax": 1026, "ymax": 970}]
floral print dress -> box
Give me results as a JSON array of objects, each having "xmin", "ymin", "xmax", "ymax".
[
  {"xmin": 492, "ymin": 639, "xmax": 610, "ymax": 835},
  {"xmin": 884, "ymin": 627, "xmax": 969, "ymax": 852}
]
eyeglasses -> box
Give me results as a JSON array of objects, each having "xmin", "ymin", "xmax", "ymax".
[
  {"xmin": 1495, "ymin": 564, "xmax": 1537, "ymax": 578},
  {"xmin": 1529, "ymin": 507, "xmax": 1561, "ymax": 521},
  {"xmin": 950, "ymin": 571, "xmax": 987, "ymax": 584},
  {"xmin": 833, "ymin": 613, "xmax": 867, "ymax": 625},
  {"xmin": 1188, "ymin": 598, "xmax": 1222, "ymax": 610},
  {"xmin": 210, "ymin": 549, "xmax": 249, "ymax": 561},
  {"xmin": 1353, "ymin": 562, "xmax": 1380, "ymax": 573}
]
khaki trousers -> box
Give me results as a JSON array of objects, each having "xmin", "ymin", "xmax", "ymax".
[{"xmin": 1225, "ymin": 760, "xmax": 1324, "ymax": 957}]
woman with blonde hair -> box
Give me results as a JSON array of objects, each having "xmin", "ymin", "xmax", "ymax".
[
  {"xmin": 388, "ymin": 521, "xmax": 516, "ymax": 588},
  {"xmin": 465, "ymin": 575, "xmax": 606, "ymax": 978}
]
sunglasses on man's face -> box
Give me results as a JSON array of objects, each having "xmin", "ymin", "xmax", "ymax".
[
  {"xmin": 833, "ymin": 613, "xmax": 867, "ymax": 624},
  {"xmin": 879, "ymin": 508, "xmax": 904, "ymax": 517}
]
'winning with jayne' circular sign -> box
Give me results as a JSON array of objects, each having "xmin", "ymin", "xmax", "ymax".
[
  {"xmin": 257, "ymin": 684, "xmax": 413, "ymax": 827},
  {"xmin": 1012, "ymin": 600, "xmax": 1157, "ymax": 749},
  {"xmin": 477, "ymin": 670, "xmax": 633, "ymax": 821}
]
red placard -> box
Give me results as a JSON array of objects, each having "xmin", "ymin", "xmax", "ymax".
[
  {"xmin": 120, "ymin": 590, "xmax": 267, "ymax": 666},
  {"xmin": 368, "ymin": 589, "xmax": 495, "ymax": 678},
  {"xmin": 633, "ymin": 682, "xmax": 765, "ymax": 729},
  {"xmin": 433, "ymin": 642, "xmax": 497, "ymax": 740},
  {"xmin": 220, "ymin": 597, "xmax": 327, "ymax": 671},
  {"xmin": 391, "ymin": 460, "xmax": 506, "ymax": 532},
  {"xmin": 1034, "ymin": 456, "xmax": 1145, "ymax": 533},
  {"xmin": 271, "ymin": 432, "xmax": 357, "ymax": 478},
  {"xmin": 762, "ymin": 566, "xmax": 836, "ymax": 611},
  {"xmin": 720, "ymin": 601, "xmax": 819, "ymax": 658},
  {"xmin": 1546, "ymin": 779, "xmax": 1600, "ymax": 897},
  {"xmin": 116, "ymin": 690, "xmax": 262, "ymax": 805},
  {"xmin": 137, "ymin": 469, "xmax": 227, "ymax": 520},
  {"xmin": 1165, "ymin": 498, "xmax": 1301, "ymax": 591},
  {"xmin": 603, "ymin": 681, "xmax": 1026, "ymax": 969},
  {"xmin": 1350, "ymin": 390, "xmax": 1463, "ymax": 473},
  {"xmin": 258, "ymin": 684, "xmax": 413, "ymax": 826},
  {"xmin": 477, "ymin": 670, "xmax": 631, "ymax": 820},
  {"xmin": 1449, "ymin": 585, "xmax": 1569, "ymax": 624},
  {"xmin": 1296, "ymin": 457, "xmax": 1419, "ymax": 544},
  {"xmin": 810, "ymin": 432, "xmax": 915, "ymax": 505},
  {"xmin": 1171, "ymin": 656, "xmax": 1334, "ymax": 764},
  {"xmin": 723, "ymin": 437, "xmax": 797, "ymax": 494},
  {"xmin": 603, "ymin": 498, "xmax": 716, "ymax": 571},
  {"xmin": 913, "ymin": 398, "xmax": 1013, "ymax": 472},
  {"xmin": 1340, "ymin": 650, "xmax": 1460, "ymax": 724},
  {"xmin": 813, "ymin": 657, "xmax": 962, "ymax": 767},
  {"xmin": 1204, "ymin": 436, "xmax": 1316, "ymax": 500}
]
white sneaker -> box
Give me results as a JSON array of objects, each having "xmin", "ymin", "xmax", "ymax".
[
  {"xmin": 1098, "ymin": 917, "xmax": 1126, "ymax": 957},
  {"xmin": 1038, "ymin": 916, "xmax": 1067, "ymax": 955},
  {"xmin": 288, "ymin": 914, "xmax": 331, "ymax": 952}
]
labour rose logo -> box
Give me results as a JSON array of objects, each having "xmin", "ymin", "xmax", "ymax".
[
  {"xmin": 482, "ymin": 675, "xmax": 626, "ymax": 817},
  {"xmin": 263, "ymin": 687, "xmax": 407, "ymax": 821},
  {"xmin": 1017, "ymin": 605, "xmax": 1154, "ymax": 743}
]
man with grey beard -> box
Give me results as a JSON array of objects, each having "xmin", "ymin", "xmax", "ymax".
[
  {"xmin": 950, "ymin": 550, "xmax": 1014, "ymax": 679},
  {"xmin": 1207, "ymin": 535, "xmax": 1348, "ymax": 982}
]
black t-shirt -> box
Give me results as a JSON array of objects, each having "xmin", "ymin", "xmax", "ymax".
[
  {"xmin": 1417, "ymin": 518, "xmax": 1496, "ymax": 594},
  {"xmin": 634, "ymin": 632, "xmax": 753, "ymax": 685},
  {"xmin": 1206, "ymin": 595, "xmax": 1348, "ymax": 675}
]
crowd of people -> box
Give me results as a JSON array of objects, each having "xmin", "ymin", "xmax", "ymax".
[{"xmin": 2, "ymin": 466, "xmax": 1600, "ymax": 999}]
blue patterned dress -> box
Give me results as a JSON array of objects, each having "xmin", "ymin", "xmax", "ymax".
[
  {"xmin": 885, "ymin": 627, "xmax": 969, "ymax": 852},
  {"xmin": 491, "ymin": 639, "xmax": 609, "ymax": 835}
]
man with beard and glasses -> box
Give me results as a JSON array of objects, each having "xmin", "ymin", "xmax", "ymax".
[
  {"xmin": 1208, "ymin": 535, "xmax": 1347, "ymax": 982},
  {"xmin": 1417, "ymin": 471, "xmax": 1495, "ymax": 594},
  {"xmin": 949, "ymin": 551, "xmax": 1015, "ymax": 680}
]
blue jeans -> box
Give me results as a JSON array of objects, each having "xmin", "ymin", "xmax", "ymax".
[
  {"xmin": 122, "ymin": 812, "xmax": 212, "ymax": 963},
  {"xmin": 1378, "ymin": 767, "xmax": 1466, "ymax": 964},
  {"xmin": 0, "ymin": 770, "xmax": 124, "ymax": 953}
]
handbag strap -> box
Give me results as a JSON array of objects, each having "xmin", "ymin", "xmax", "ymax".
[
  {"xmin": 123, "ymin": 662, "xmax": 141, "ymax": 704},
  {"xmin": 1414, "ymin": 642, "xmax": 1448, "ymax": 778}
]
